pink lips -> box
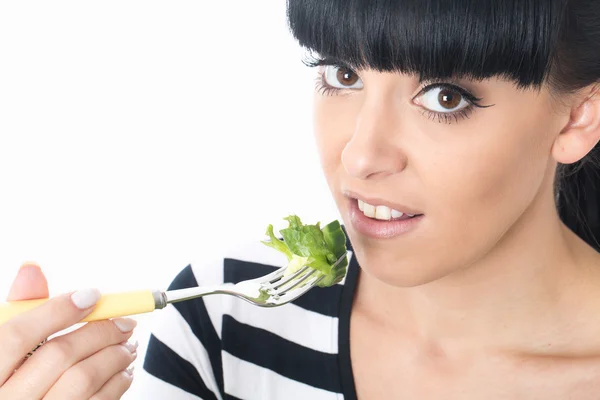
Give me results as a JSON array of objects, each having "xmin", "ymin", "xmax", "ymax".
[{"xmin": 349, "ymin": 198, "xmax": 423, "ymax": 239}]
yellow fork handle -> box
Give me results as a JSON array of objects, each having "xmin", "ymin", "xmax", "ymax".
[{"xmin": 0, "ymin": 290, "xmax": 157, "ymax": 326}]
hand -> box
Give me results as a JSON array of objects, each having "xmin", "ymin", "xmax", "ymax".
[{"xmin": 0, "ymin": 263, "xmax": 137, "ymax": 400}]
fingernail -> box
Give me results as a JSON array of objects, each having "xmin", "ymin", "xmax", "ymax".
[
  {"xmin": 121, "ymin": 340, "xmax": 139, "ymax": 353},
  {"xmin": 20, "ymin": 261, "xmax": 40, "ymax": 270},
  {"xmin": 17, "ymin": 263, "xmax": 42, "ymax": 278},
  {"xmin": 125, "ymin": 366, "xmax": 135, "ymax": 376},
  {"xmin": 71, "ymin": 288, "xmax": 101, "ymax": 309},
  {"xmin": 113, "ymin": 318, "xmax": 137, "ymax": 333}
]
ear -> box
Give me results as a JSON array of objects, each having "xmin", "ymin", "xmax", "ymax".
[{"xmin": 552, "ymin": 84, "xmax": 600, "ymax": 164}]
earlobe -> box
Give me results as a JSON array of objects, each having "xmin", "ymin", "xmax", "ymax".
[{"xmin": 552, "ymin": 85, "xmax": 600, "ymax": 165}]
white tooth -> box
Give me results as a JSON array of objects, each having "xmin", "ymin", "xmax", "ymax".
[
  {"xmin": 358, "ymin": 199, "xmax": 364, "ymax": 211},
  {"xmin": 375, "ymin": 205, "xmax": 391, "ymax": 220},
  {"xmin": 391, "ymin": 209, "xmax": 404, "ymax": 218},
  {"xmin": 363, "ymin": 203, "xmax": 375, "ymax": 218}
]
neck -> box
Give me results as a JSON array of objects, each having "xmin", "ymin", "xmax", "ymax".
[{"xmin": 354, "ymin": 186, "xmax": 600, "ymax": 354}]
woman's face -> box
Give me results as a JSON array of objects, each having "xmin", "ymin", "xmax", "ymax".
[{"xmin": 314, "ymin": 67, "xmax": 569, "ymax": 287}]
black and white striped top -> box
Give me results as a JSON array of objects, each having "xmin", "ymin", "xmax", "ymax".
[{"xmin": 140, "ymin": 235, "xmax": 359, "ymax": 400}]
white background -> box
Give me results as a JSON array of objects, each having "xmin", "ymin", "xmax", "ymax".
[{"xmin": 0, "ymin": 1, "xmax": 340, "ymax": 398}]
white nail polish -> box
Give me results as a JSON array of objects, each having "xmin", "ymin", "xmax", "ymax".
[
  {"xmin": 71, "ymin": 288, "xmax": 101, "ymax": 310},
  {"xmin": 113, "ymin": 318, "xmax": 137, "ymax": 333},
  {"xmin": 122, "ymin": 340, "xmax": 139, "ymax": 353}
]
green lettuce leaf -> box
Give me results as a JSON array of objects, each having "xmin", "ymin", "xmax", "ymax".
[{"xmin": 261, "ymin": 215, "xmax": 348, "ymax": 288}]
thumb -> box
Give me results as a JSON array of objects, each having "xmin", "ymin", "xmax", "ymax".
[{"xmin": 7, "ymin": 263, "xmax": 49, "ymax": 301}]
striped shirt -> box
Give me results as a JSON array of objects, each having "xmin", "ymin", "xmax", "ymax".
[{"xmin": 140, "ymin": 234, "xmax": 359, "ymax": 400}]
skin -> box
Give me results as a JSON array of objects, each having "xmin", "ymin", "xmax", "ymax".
[
  {"xmin": 0, "ymin": 264, "xmax": 136, "ymax": 400},
  {"xmin": 314, "ymin": 67, "xmax": 600, "ymax": 398}
]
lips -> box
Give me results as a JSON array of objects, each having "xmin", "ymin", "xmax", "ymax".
[{"xmin": 348, "ymin": 197, "xmax": 423, "ymax": 239}]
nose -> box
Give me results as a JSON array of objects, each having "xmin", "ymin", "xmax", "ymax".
[{"xmin": 341, "ymin": 100, "xmax": 408, "ymax": 181}]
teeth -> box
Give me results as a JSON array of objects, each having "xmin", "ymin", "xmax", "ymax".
[
  {"xmin": 391, "ymin": 209, "xmax": 403, "ymax": 219},
  {"xmin": 358, "ymin": 199, "xmax": 409, "ymax": 220},
  {"xmin": 362, "ymin": 202, "xmax": 376, "ymax": 218},
  {"xmin": 375, "ymin": 205, "xmax": 391, "ymax": 220}
]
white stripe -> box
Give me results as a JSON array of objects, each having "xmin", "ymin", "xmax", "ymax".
[
  {"xmin": 151, "ymin": 305, "xmax": 223, "ymax": 400},
  {"xmin": 222, "ymin": 352, "xmax": 341, "ymax": 400},
  {"xmin": 134, "ymin": 368, "xmax": 202, "ymax": 399},
  {"xmin": 225, "ymin": 300, "xmax": 338, "ymax": 354}
]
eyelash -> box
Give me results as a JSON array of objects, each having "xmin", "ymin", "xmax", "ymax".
[
  {"xmin": 314, "ymin": 74, "xmax": 344, "ymax": 96},
  {"xmin": 419, "ymin": 107, "xmax": 475, "ymax": 124},
  {"xmin": 314, "ymin": 66, "xmax": 490, "ymax": 125}
]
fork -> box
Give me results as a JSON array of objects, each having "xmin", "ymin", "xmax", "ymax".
[{"xmin": 0, "ymin": 253, "xmax": 348, "ymax": 325}]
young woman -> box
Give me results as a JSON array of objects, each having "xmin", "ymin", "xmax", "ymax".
[
  {"xmin": 2, "ymin": 0, "xmax": 599, "ymax": 399},
  {"xmin": 141, "ymin": 0, "xmax": 600, "ymax": 398}
]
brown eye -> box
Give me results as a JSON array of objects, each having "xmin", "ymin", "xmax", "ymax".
[
  {"xmin": 417, "ymin": 84, "xmax": 469, "ymax": 113},
  {"xmin": 323, "ymin": 65, "xmax": 364, "ymax": 90},
  {"xmin": 438, "ymin": 89, "xmax": 462, "ymax": 109},
  {"xmin": 336, "ymin": 67, "xmax": 359, "ymax": 87}
]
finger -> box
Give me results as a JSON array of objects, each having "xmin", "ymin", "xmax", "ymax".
[
  {"xmin": 43, "ymin": 341, "xmax": 137, "ymax": 400},
  {"xmin": 3, "ymin": 318, "xmax": 136, "ymax": 400},
  {"xmin": 7, "ymin": 263, "xmax": 49, "ymax": 301},
  {"xmin": 89, "ymin": 369, "xmax": 134, "ymax": 400},
  {"xmin": 0, "ymin": 288, "xmax": 101, "ymax": 385},
  {"xmin": 4, "ymin": 263, "xmax": 50, "ymax": 374}
]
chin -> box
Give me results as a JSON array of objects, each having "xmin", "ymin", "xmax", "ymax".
[{"xmin": 351, "ymin": 242, "xmax": 454, "ymax": 288}]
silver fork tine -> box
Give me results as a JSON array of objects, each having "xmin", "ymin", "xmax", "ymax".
[
  {"xmin": 262, "ymin": 265, "xmax": 311, "ymax": 291},
  {"xmin": 255, "ymin": 267, "xmax": 287, "ymax": 284},
  {"xmin": 270, "ymin": 268, "xmax": 317, "ymax": 295},
  {"xmin": 240, "ymin": 266, "xmax": 287, "ymax": 286},
  {"xmin": 272, "ymin": 275, "xmax": 326, "ymax": 303}
]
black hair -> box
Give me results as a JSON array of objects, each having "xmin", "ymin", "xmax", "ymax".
[{"xmin": 286, "ymin": 0, "xmax": 600, "ymax": 251}]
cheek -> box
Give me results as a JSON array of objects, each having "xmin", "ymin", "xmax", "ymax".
[{"xmin": 424, "ymin": 107, "xmax": 554, "ymax": 251}]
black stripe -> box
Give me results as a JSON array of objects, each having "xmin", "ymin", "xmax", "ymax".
[
  {"xmin": 168, "ymin": 265, "xmax": 225, "ymax": 397},
  {"xmin": 224, "ymin": 258, "xmax": 342, "ymax": 317},
  {"xmin": 222, "ymin": 315, "xmax": 341, "ymax": 394},
  {"xmin": 143, "ymin": 334, "xmax": 218, "ymax": 400},
  {"xmin": 338, "ymin": 255, "xmax": 359, "ymax": 400},
  {"xmin": 224, "ymin": 395, "xmax": 244, "ymax": 400}
]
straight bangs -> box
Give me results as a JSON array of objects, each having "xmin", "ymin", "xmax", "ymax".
[{"xmin": 287, "ymin": 0, "xmax": 568, "ymax": 88}]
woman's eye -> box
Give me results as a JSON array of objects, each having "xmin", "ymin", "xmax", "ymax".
[
  {"xmin": 418, "ymin": 86, "xmax": 470, "ymax": 113},
  {"xmin": 323, "ymin": 66, "xmax": 363, "ymax": 90}
]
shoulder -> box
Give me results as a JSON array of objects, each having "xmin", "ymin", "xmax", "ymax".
[
  {"xmin": 141, "ymin": 239, "xmax": 285, "ymax": 398},
  {"xmin": 142, "ymin": 234, "xmax": 358, "ymax": 398},
  {"xmin": 169, "ymin": 238, "xmax": 289, "ymax": 290}
]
